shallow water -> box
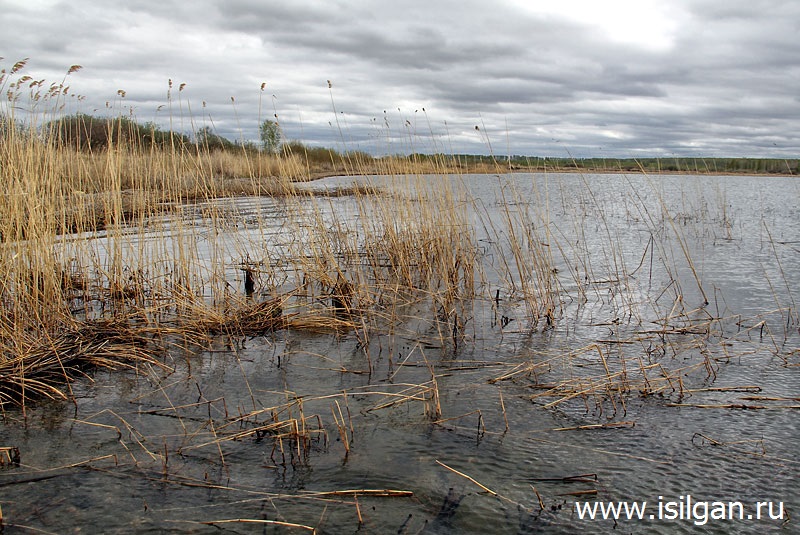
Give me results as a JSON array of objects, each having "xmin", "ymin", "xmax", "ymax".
[{"xmin": 1, "ymin": 173, "xmax": 798, "ymax": 534}]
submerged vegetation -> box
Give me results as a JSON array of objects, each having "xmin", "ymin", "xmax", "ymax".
[{"xmin": 0, "ymin": 59, "xmax": 797, "ymax": 532}]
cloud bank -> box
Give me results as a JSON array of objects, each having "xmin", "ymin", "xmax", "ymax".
[{"xmin": 2, "ymin": 0, "xmax": 798, "ymax": 157}]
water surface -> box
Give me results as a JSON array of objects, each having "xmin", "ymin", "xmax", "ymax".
[{"xmin": 1, "ymin": 173, "xmax": 797, "ymax": 534}]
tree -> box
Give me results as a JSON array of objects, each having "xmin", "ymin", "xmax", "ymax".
[
  {"xmin": 259, "ymin": 119, "xmax": 281, "ymax": 154},
  {"xmin": 196, "ymin": 125, "xmax": 234, "ymax": 151}
]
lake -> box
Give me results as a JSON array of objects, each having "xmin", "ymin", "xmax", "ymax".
[{"xmin": 1, "ymin": 172, "xmax": 797, "ymax": 534}]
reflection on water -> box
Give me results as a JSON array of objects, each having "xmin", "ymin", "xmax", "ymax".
[{"xmin": 1, "ymin": 173, "xmax": 798, "ymax": 534}]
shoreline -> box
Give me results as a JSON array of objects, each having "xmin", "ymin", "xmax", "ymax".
[{"xmin": 305, "ymin": 166, "xmax": 798, "ymax": 181}]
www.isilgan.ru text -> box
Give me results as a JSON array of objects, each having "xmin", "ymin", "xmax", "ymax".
[{"xmin": 574, "ymin": 495, "xmax": 785, "ymax": 526}]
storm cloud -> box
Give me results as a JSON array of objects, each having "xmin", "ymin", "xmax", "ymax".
[{"xmin": 2, "ymin": 0, "xmax": 798, "ymax": 157}]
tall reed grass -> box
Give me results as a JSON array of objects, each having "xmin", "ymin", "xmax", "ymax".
[{"xmin": 1, "ymin": 60, "xmax": 545, "ymax": 410}]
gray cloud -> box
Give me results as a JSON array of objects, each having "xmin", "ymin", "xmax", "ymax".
[{"xmin": 1, "ymin": 0, "xmax": 798, "ymax": 157}]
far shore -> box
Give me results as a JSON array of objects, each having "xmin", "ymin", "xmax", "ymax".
[{"xmin": 305, "ymin": 164, "xmax": 797, "ymax": 181}]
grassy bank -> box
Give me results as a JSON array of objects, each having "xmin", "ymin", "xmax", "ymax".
[{"xmin": 409, "ymin": 153, "xmax": 799, "ymax": 175}]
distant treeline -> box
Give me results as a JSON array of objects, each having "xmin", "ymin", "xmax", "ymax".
[
  {"xmin": 409, "ymin": 153, "xmax": 798, "ymax": 175},
  {"xmin": 4, "ymin": 113, "xmax": 795, "ymax": 175},
  {"xmin": 6, "ymin": 113, "xmax": 370, "ymax": 166},
  {"xmin": 528, "ymin": 156, "xmax": 798, "ymax": 174},
  {"xmin": 42, "ymin": 113, "xmax": 191, "ymax": 151},
  {"xmin": 42, "ymin": 113, "xmax": 248, "ymax": 151}
]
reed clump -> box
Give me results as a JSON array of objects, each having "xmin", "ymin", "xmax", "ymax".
[{"xmin": 0, "ymin": 314, "xmax": 165, "ymax": 408}]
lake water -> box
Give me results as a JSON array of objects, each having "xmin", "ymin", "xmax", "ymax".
[{"xmin": 1, "ymin": 173, "xmax": 798, "ymax": 534}]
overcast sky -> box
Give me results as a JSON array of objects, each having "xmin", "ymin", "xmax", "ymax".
[{"xmin": 2, "ymin": 0, "xmax": 798, "ymax": 157}]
